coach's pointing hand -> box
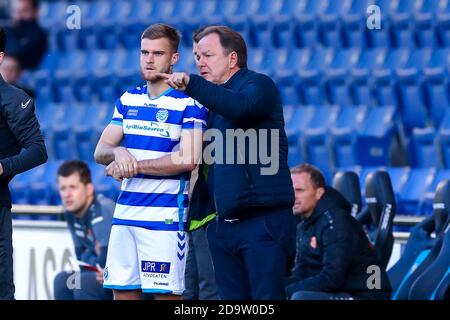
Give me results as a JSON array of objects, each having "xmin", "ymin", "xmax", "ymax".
[{"xmin": 156, "ymin": 72, "xmax": 190, "ymax": 91}]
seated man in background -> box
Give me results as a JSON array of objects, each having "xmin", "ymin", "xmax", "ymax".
[
  {"xmin": 0, "ymin": 54, "xmax": 35, "ymax": 97},
  {"xmin": 53, "ymin": 160, "xmax": 114, "ymax": 300},
  {"xmin": 286, "ymin": 164, "xmax": 392, "ymax": 300}
]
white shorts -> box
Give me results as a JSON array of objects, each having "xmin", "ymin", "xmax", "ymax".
[{"xmin": 103, "ymin": 224, "xmax": 189, "ymax": 295}]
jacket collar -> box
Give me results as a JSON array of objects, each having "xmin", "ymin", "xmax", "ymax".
[
  {"xmin": 303, "ymin": 186, "xmax": 351, "ymax": 226},
  {"xmin": 222, "ymin": 67, "xmax": 248, "ymax": 88},
  {"xmin": 0, "ymin": 74, "xmax": 6, "ymax": 86}
]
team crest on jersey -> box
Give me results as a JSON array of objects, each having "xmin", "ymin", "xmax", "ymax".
[{"xmin": 156, "ymin": 109, "xmax": 169, "ymax": 123}]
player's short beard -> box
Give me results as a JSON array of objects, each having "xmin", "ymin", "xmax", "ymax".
[{"xmin": 141, "ymin": 64, "xmax": 173, "ymax": 83}]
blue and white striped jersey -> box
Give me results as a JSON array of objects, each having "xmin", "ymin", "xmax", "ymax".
[{"xmin": 110, "ymin": 85, "xmax": 208, "ymax": 231}]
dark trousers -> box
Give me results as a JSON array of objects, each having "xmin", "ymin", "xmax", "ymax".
[
  {"xmin": 53, "ymin": 271, "xmax": 113, "ymax": 300},
  {"xmin": 0, "ymin": 206, "xmax": 14, "ymax": 300},
  {"xmin": 183, "ymin": 227, "xmax": 219, "ymax": 300},
  {"xmin": 206, "ymin": 207, "xmax": 295, "ymax": 300}
]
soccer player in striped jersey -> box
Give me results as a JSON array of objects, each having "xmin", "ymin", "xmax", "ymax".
[{"xmin": 94, "ymin": 24, "xmax": 207, "ymax": 300}]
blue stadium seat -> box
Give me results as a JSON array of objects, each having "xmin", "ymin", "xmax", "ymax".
[
  {"xmin": 38, "ymin": 0, "xmax": 68, "ymax": 30},
  {"xmin": 408, "ymin": 214, "xmax": 450, "ymax": 299},
  {"xmin": 372, "ymin": 48, "xmax": 410, "ymax": 106},
  {"xmin": 398, "ymin": 168, "xmax": 436, "ymax": 215},
  {"xmin": 249, "ymin": 14, "xmax": 273, "ymax": 48},
  {"xmin": 247, "ymin": 47, "xmax": 266, "ymax": 72},
  {"xmin": 56, "ymin": 50, "xmax": 86, "ymax": 77},
  {"xmin": 52, "ymin": 75, "xmax": 77, "ymax": 103},
  {"xmin": 297, "ymin": 48, "xmax": 334, "ymax": 105},
  {"xmin": 390, "ymin": 0, "xmax": 420, "ymax": 48},
  {"xmin": 277, "ymin": 0, "xmax": 308, "ymax": 21},
  {"xmin": 267, "ymin": 48, "xmax": 296, "ymax": 77},
  {"xmin": 423, "ymin": 53, "xmax": 450, "ymax": 127},
  {"xmin": 72, "ymin": 75, "xmax": 94, "ymax": 103},
  {"xmin": 92, "ymin": 73, "xmax": 120, "ymax": 103},
  {"xmin": 437, "ymin": 0, "xmax": 450, "ymax": 46},
  {"xmin": 396, "ymin": 49, "xmax": 431, "ymax": 132},
  {"xmin": 293, "ymin": 0, "xmax": 329, "ymax": 48},
  {"xmin": 438, "ymin": 110, "xmax": 450, "ymax": 168},
  {"xmin": 317, "ymin": 0, "xmax": 353, "ymax": 47},
  {"xmin": 81, "ymin": 0, "xmax": 111, "ymax": 27},
  {"xmin": 350, "ymin": 48, "xmax": 386, "ymax": 106},
  {"xmin": 34, "ymin": 75, "xmax": 57, "ymax": 107},
  {"xmin": 9, "ymin": 170, "xmax": 33, "ymax": 204},
  {"xmin": 301, "ymin": 106, "xmax": 340, "ymax": 180},
  {"xmin": 333, "ymin": 169, "xmax": 363, "ymax": 216},
  {"xmin": 408, "ymin": 128, "xmax": 441, "ymax": 168},
  {"xmin": 36, "ymin": 52, "xmax": 59, "ymax": 74},
  {"xmin": 329, "ymin": 105, "xmax": 368, "ymax": 167},
  {"xmin": 420, "ymin": 169, "xmax": 450, "ymax": 215},
  {"xmin": 355, "ymin": 106, "xmax": 396, "ymax": 166},
  {"xmin": 414, "ymin": 0, "xmax": 442, "ymax": 47},
  {"xmin": 361, "ymin": 170, "xmax": 397, "ymax": 270},
  {"xmin": 386, "ymin": 166, "xmax": 411, "ymax": 199},
  {"xmin": 51, "ymin": 124, "xmax": 76, "ymax": 160},
  {"xmin": 284, "ymin": 105, "xmax": 315, "ymax": 145},
  {"xmin": 325, "ymin": 48, "xmax": 360, "ymax": 106},
  {"xmin": 119, "ymin": 22, "xmax": 147, "ymax": 49},
  {"xmin": 29, "ymin": 181, "xmax": 53, "ymax": 205},
  {"xmin": 276, "ymin": 74, "xmax": 301, "ymax": 106},
  {"xmin": 74, "ymin": 126, "xmax": 96, "ymax": 162},
  {"xmin": 365, "ymin": 0, "xmax": 394, "ymax": 48},
  {"xmin": 341, "ymin": 0, "xmax": 370, "ymax": 47},
  {"xmin": 174, "ymin": 45, "xmax": 196, "ymax": 74},
  {"xmin": 268, "ymin": 15, "xmax": 292, "ymax": 49}
]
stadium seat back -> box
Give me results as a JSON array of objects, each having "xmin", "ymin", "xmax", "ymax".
[
  {"xmin": 333, "ymin": 170, "xmax": 362, "ymax": 217},
  {"xmin": 364, "ymin": 170, "xmax": 396, "ymax": 270}
]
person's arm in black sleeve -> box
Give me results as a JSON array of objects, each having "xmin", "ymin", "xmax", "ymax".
[
  {"xmin": 185, "ymin": 73, "xmax": 277, "ymax": 123},
  {"xmin": 293, "ymin": 218, "xmax": 354, "ymax": 292},
  {"xmin": 0, "ymin": 96, "xmax": 47, "ymax": 177}
]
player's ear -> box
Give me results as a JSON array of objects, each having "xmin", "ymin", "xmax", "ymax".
[
  {"xmin": 0, "ymin": 52, "xmax": 4, "ymax": 64},
  {"xmin": 315, "ymin": 187, "xmax": 325, "ymax": 200},
  {"xmin": 171, "ymin": 52, "xmax": 179, "ymax": 66},
  {"xmin": 87, "ymin": 182, "xmax": 94, "ymax": 198},
  {"xmin": 229, "ymin": 51, "xmax": 238, "ymax": 69}
]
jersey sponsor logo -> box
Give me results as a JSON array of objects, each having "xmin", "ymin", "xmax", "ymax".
[
  {"xmin": 127, "ymin": 109, "xmax": 139, "ymax": 117},
  {"xmin": 156, "ymin": 109, "xmax": 169, "ymax": 123},
  {"xmin": 141, "ymin": 260, "xmax": 171, "ymax": 274},
  {"xmin": 21, "ymin": 98, "xmax": 32, "ymax": 109},
  {"xmin": 125, "ymin": 122, "xmax": 170, "ymax": 138},
  {"xmin": 310, "ymin": 236, "xmax": 317, "ymax": 249}
]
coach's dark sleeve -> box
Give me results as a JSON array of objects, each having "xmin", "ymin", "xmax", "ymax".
[
  {"xmin": 0, "ymin": 96, "xmax": 48, "ymax": 177},
  {"xmin": 185, "ymin": 73, "xmax": 277, "ymax": 123},
  {"xmin": 293, "ymin": 219, "xmax": 354, "ymax": 292}
]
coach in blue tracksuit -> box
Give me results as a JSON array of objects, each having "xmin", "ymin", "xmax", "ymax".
[
  {"xmin": 53, "ymin": 160, "xmax": 114, "ymax": 300},
  {"xmin": 160, "ymin": 26, "xmax": 295, "ymax": 300},
  {"xmin": 0, "ymin": 27, "xmax": 48, "ymax": 300}
]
